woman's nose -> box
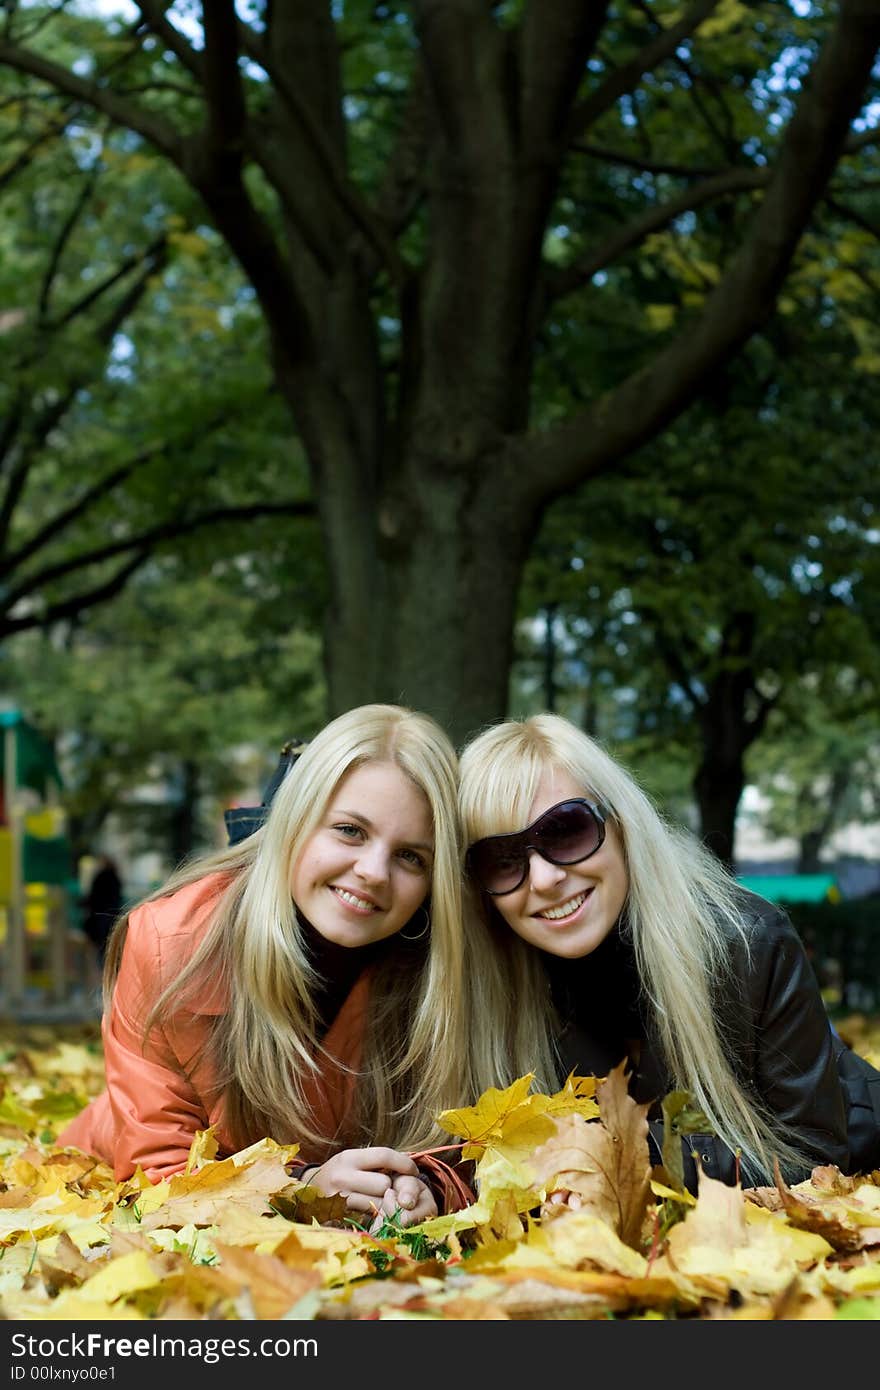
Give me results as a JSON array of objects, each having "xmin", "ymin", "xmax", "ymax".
[
  {"xmin": 527, "ymin": 851, "xmax": 566, "ymax": 892},
  {"xmin": 354, "ymin": 843, "xmax": 390, "ymax": 884}
]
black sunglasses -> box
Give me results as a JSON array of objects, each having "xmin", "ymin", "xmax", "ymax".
[{"xmin": 466, "ymin": 798, "xmax": 606, "ymax": 896}]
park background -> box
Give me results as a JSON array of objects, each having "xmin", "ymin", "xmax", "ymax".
[
  {"xmin": 1, "ymin": 0, "xmax": 880, "ymax": 1328},
  {"xmin": 0, "ymin": 0, "xmax": 879, "ymax": 1024}
]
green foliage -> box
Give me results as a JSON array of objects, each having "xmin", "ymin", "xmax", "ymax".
[
  {"xmin": 1, "ymin": 0, "xmax": 879, "ymax": 783},
  {"xmin": 356, "ymin": 1209, "xmax": 453, "ymax": 1277},
  {"xmin": 0, "ymin": 41, "xmax": 315, "ymax": 637},
  {"xmin": 745, "ymin": 683, "xmax": 880, "ymax": 862},
  {"xmin": 516, "ymin": 287, "xmax": 880, "ymax": 836},
  {"xmin": 0, "ymin": 553, "xmax": 325, "ymax": 867}
]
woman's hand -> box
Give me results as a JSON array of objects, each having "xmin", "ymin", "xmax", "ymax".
[
  {"xmin": 368, "ymin": 1172, "xmax": 438, "ymax": 1232},
  {"xmin": 544, "ymin": 1187, "xmax": 583, "ymax": 1211},
  {"xmin": 303, "ymin": 1147, "xmax": 436, "ymax": 1228}
]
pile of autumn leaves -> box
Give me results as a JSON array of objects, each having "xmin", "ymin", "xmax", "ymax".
[{"xmin": 1, "ymin": 1019, "xmax": 879, "ymax": 1321}]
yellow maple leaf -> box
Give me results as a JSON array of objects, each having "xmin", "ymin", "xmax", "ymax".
[
  {"xmin": 77, "ymin": 1249, "xmax": 161, "ymax": 1304},
  {"xmin": 438, "ymin": 1074, "xmax": 536, "ymax": 1150},
  {"xmin": 438, "ymin": 1072, "xmax": 599, "ymax": 1164},
  {"xmin": 185, "ymin": 1126, "xmax": 219, "ymax": 1173}
]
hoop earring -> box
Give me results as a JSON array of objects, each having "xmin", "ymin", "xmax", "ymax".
[{"xmin": 399, "ymin": 905, "xmax": 430, "ymax": 941}]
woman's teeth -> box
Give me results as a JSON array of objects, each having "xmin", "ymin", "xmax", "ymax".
[
  {"xmin": 537, "ymin": 891, "xmax": 588, "ymax": 921},
  {"xmin": 334, "ymin": 887, "xmax": 377, "ymax": 911}
]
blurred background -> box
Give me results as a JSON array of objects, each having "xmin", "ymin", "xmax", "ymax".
[{"xmin": 0, "ymin": 0, "xmax": 878, "ymax": 1023}]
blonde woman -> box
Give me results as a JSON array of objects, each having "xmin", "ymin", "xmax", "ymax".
[
  {"xmin": 459, "ymin": 713, "xmax": 880, "ymax": 1190},
  {"xmin": 60, "ymin": 704, "xmax": 474, "ymax": 1225}
]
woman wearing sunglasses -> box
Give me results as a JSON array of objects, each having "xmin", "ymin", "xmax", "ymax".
[{"xmin": 459, "ymin": 712, "xmax": 880, "ymax": 1192}]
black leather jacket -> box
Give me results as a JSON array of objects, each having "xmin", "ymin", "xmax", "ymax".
[{"xmin": 547, "ymin": 892, "xmax": 880, "ymax": 1192}]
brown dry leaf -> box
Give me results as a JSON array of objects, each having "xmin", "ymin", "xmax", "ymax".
[
  {"xmin": 107, "ymin": 1227, "xmax": 158, "ymax": 1258},
  {"xmin": 38, "ymin": 1231, "xmax": 101, "ymax": 1294},
  {"xmin": 529, "ymin": 1061, "xmax": 650, "ymax": 1249},
  {"xmin": 808, "ymin": 1166, "xmax": 860, "ymax": 1196},
  {"xmin": 268, "ymin": 1184, "xmax": 348, "ymax": 1225},
  {"xmin": 202, "ymin": 1241, "xmax": 322, "ymax": 1319},
  {"xmin": 666, "ymin": 1166, "xmax": 746, "ymax": 1257},
  {"xmin": 0, "ymin": 1188, "xmax": 33, "ymax": 1209},
  {"xmin": 744, "ymin": 1185, "xmax": 784, "ymax": 1211},
  {"xmin": 317, "ymin": 1277, "xmax": 446, "ymax": 1319},
  {"xmin": 490, "ymin": 1275, "xmax": 614, "ymax": 1319},
  {"xmin": 149, "ymin": 1260, "xmax": 247, "ymax": 1319},
  {"xmin": 420, "ymin": 1296, "xmax": 510, "ymax": 1320},
  {"xmin": 774, "ymin": 1159, "xmax": 879, "ymax": 1253},
  {"xmin": 2, "ymin": 1021, "xmax": 879, "ymax": 1321},
  {"xmin": 538, "ymin": 1208, "xmax": 648, "ymax": 1276},
  {"xmin": 475, "ymin": 1191, "xmax": 530, "ymax": 1243},
  {"xmin": 659, "ymin": 1168, "xmax": 834, "ymax": 1301},
  {"xmin": 492, "ymin": 1265, "xmax": 689, "ymax": 1318}
]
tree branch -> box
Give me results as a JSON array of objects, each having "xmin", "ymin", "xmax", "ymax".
[
  {"xmin": 0, "ymin": 240, "xmax": 167, "ymax": 544},
  {"xmin": 518, "ymin": 0, "xmax": 609, "ymax": 165},
  {"xmin": 510, "ymin": 0, "xmax": 880, "ymax": 505},
  {"xmin": 0, "ymin": 109, "xmax": 72, "ymax": 192},
  {"xmin": 37, "ymin": 171, "xmax": 97, "ymax": 323},
  {"xmin": 202, "ymin": 1, "xmax": 246, "ymax": 154},
  {"xmin": 567, "ymin": 0, "xmax": 724, "ymax": 141},
  {"xmin": 2, "ymin": 500, "xmax": 316, "ymax": 610},
  {"xmin": 134, "ymin": 1, "xmax": 204, "ymax": 83},
  {"xmin": 1, "ymin": 550, "xmax": 150, "ymax": 638},
  {"xmin": 572, "ymin": 142, "xmax": 723, "ymax": 179},
  {"xmin": 53, "ymin": 233, "xmax": 166, "ymax": 331},
  {"xmin": 0, "ymin": 36, "xmax": 182, "ymax": 159},
  {"xmin": 547, "ymin": 167, "xmax": 766, "ymax": 299}
]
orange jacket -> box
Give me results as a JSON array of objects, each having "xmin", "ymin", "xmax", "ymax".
[{"xmin": 58, "ymin": 874, "xmax": 370, "ymax": 1182}]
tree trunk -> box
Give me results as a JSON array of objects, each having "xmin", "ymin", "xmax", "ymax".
[
  {"xmin": 169, "ymin": 759, "xmax": 199, "ymax": 867},
  {"xmin": 796, "ymin": 765, "xmax": 850, "ymax": 873},
  {"xmin": 542, "ymin": 604, "xmax": 560, "ymax": 713},
  {"xmin": 319, "ymin": 470, "xmax": 534, "ymax": 745},
  {"xmin": 694, "ymin": 755, "xmax": 744, "ymax": 870},
  {"xmin": 798, "ymin": 831, "xmax": 825, "ymax": 877},
  {"xmin": 684, "ymin": 604, "xmax": 780, "ymax": 867}
]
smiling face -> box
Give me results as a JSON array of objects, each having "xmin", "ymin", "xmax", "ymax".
[
  {"xmin": 290, "ymin": 760, "xmax": 434, "ymax": 949},
  {"xmin": 489, "ymin": 767, "xmax": 629, "ymax": 959}
]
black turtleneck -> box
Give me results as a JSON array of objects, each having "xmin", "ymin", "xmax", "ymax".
[
  {"xmin": 296, "ymin": 913, "xmax": 388, "ymax": 1040},
  {"xmin": 541, "ymin": 921, "xmax": 650, "ymax": 1083}
]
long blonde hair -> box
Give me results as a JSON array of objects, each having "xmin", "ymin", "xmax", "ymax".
[
  {"xmin": 104, "ymin": 704, "xmax": 469, "ymax": 1156},
  {"xmin": 458, "ymin": 712, "xmax": 812, "ymax": 1182}
]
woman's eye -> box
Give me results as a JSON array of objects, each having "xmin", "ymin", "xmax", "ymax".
[
  {"xmin": 334, "ymin": 823, "xmax": 363, "ymax": 839},
  {"xmin": 398, "ymin": 848, "xmax": 427, "ymax": 870}
]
